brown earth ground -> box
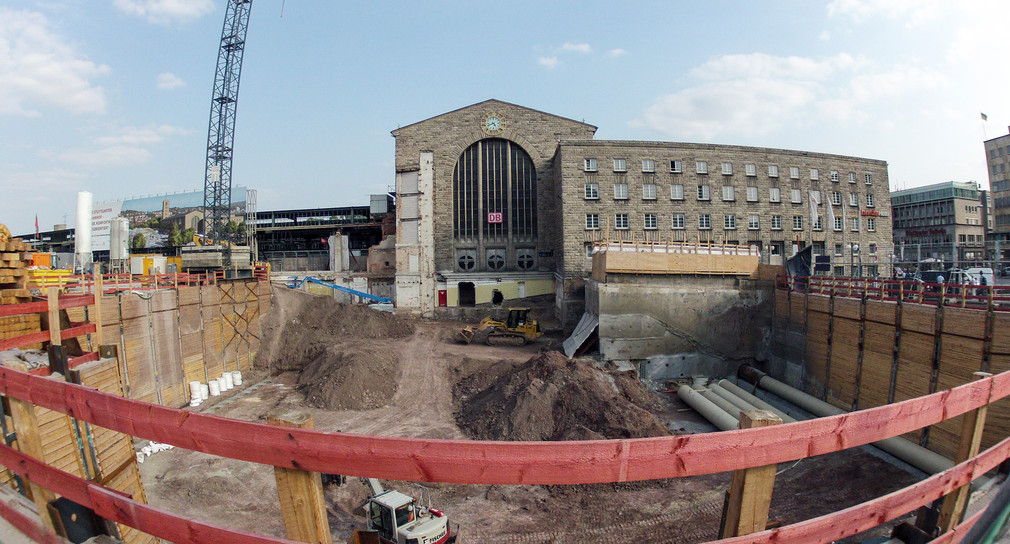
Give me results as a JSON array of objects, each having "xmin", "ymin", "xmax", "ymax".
[{"xmin": 138, "ymin": 288, "xmax": 921, "ymax": 543}]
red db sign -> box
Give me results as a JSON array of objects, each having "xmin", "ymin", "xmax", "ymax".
[{"xmin": 487, "ymin": 212, "xmax": 503, "ymax": 223}]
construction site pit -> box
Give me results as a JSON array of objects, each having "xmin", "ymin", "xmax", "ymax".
[{"xmin": 137, "ymin": 287, "xmax": 925, "ymax": 543}]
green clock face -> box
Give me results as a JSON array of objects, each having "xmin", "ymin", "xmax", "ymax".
[{"xmin": 485, "ymin": 116, "xmax": 501, "ymax": 131}]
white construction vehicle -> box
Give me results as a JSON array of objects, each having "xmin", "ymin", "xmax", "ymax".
[{"xmin": 363, "ymin": 478, "xmax": 456, "ymax": 544}]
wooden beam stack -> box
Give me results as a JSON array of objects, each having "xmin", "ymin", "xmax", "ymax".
[
  {"xmin": 0, "ymin": 239, "xmax": 40, "ymax": 351},
  {"xmin": 0, "ymin": 239, "xmax": 31, "ymax": 305}
]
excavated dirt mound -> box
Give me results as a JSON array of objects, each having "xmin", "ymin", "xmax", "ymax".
[
  {"xmin": 255, "ymin": 287, "xmax": 415, "ymax": 372},
  {"xmin": 255, "ymin": 287, "xmax": 415, "ymax": 410},
  {"xmin": 454, "ymin": 351, "xmax": 671, "ymax": 441},
  {"xmin": 296, "ymin": 346, "xmax": 399, "ymax": 410}
]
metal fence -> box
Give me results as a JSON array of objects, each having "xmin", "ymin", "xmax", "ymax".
[{"xmin": 262, "ymin": 250, "xmax": 328, "ymax": 272}]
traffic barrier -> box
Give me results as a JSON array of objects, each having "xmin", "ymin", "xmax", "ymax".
[
  {"xmin": 0, "ymin": 376, "xmax": 1006, "ymax": 543},
  {"xmin": 0, "ymin": 365, "xmax": 1007, "ymax": 485}
]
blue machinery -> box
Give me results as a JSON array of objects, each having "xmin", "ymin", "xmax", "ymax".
[{"xmin": 288, "ymin": 276, "xmax": 392, "ymax": 304}]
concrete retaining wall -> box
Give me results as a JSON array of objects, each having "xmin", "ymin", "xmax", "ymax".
[{"xmin": 588, "ymin": 276, "xmax": 774, "ymax": 375}]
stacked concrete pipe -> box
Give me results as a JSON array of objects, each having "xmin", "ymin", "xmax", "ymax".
[
  {"xmin": 676, "ymin": 384, "xmax": 739, "ymax": 431},
  {"xmin": 735, "ymin": 364, "xmax": 982, "ymax": 486}
]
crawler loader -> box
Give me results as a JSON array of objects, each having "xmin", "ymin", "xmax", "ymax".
[{"xmin": 456, "ymin": 307, "xmax": 542, "ymax": 346}]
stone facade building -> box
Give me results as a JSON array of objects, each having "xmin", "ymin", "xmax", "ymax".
[
  {"xmin": 985, "ymin": 128, "xmax": 1010, "ymax": 249},
  {"xmin": 891, "ymin": 181, "xmax": 987, "ymax": 264},
  {"xmin": 392, "ymin": 100, "xmax": 893, "ymax": 327}
]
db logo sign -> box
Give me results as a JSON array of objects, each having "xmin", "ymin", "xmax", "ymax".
[{"xmin": 487, "ymin": 212, "xmax": 503, "ymax": 224}]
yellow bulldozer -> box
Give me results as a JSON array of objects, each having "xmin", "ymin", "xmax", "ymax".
[{"xmin": 456, "ymin": 307, "xmax": 543, "ymax": 347}]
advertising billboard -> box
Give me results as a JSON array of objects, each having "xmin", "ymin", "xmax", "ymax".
[{"xmin": 92, "ymin": 187, "xmax": 247, "ymax": 251}]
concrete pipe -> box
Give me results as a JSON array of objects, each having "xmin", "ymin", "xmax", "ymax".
[
  {"xmin": 737, "ymin": 365, "xmax": 966, "ymax": 482},
  {"xmin": 677, "ymin": 384, "xmax": 739, "ymax": 432},
  {"xmin": 717, "ymin": 379, "xmax": 797, "ymax": 424},
  {"xmin": 697, "ymin": 388, "xmax": 744, "ymax": 420},
  {"xmin": 709, "ymin": 383, "xmax": 761, "ymax": 414}
]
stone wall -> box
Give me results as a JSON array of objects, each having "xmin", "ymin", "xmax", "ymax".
[{"xmin": 587, "ymin": 275, "xmax": 774, "ymax": 366}]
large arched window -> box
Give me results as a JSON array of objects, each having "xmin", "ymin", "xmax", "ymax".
[{"xmin": 452, "ymin": 139, "xmax": 537, "ymax": 271}]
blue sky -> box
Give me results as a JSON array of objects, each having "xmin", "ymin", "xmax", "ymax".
[{"xmin": 1, "ymin": 0, "xmax": 1006, "ymax": 235}]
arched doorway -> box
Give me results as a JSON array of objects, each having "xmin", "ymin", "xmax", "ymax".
[{"xmin": 452, "ymin": 138, "xmax": 537, "ymax": 272}]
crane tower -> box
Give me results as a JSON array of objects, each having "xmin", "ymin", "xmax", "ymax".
[{"xmin": 202, "ymin": 0, "xmax": 253, "ymax": 249}]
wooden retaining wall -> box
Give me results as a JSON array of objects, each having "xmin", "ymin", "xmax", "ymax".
[
  {"xmin": 99, "ymin": 279, "xmax": 270, "ymax": 406},
  {"xmin": 1, "ymin": 278, "xmax": 270, "ymax": 543},
  {"xmin": 774, "ymin": 286, "xmax": 1007, "ymax": 460}
]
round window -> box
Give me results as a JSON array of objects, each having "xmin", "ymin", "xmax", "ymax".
[
  {"xmin": 457, "ymin": 254, "xmax": 475, "ymax": 271},
  {"xmin": 487, "ymin": 253, "xmax": 505, "ymax": 270},
  {"xmin": 517, "ymin": 253, "xmax": 535, "ymax": 270}
]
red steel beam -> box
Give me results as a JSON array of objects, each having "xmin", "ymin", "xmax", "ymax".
[
  {"xmin": 708, "ymin": 435, "xmax": 1010, "ymax": 543},
  {"xmin": 0, "ymin": 497, "xmax": 72, "ymax": 544},
  {"xmin": 0, "ymin": 442, "xmax": 299, "ymax": 544},
  {"xmin": 0, "ymin": 366, "xmax": 1007, "ymax": 485}
]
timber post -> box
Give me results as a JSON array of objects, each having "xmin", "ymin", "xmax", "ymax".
[
  {"xmin": 938, "ymin": 371, "xmax": 993, "ymax": 533},
  {"xmin": 720, "ymin": 410, "xmax": 783, "ymax": 538},
  {"xmin": 267, "ymin": 410, "xmax": 332, "ymax": 544},
  {"xmin": 7, "ymin": 396, "xmax": 59, "ymax": 532}
]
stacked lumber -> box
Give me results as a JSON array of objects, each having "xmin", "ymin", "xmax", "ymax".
[
  {"xmin": 0, "ymin": 240, "xmax": 39, "ymax": 487},
  {"xmin": 0, "ymin": 239, "xmax": 40, "ymax": 350},
  {"xmin": 0, "ymin": 239, "xmax": 32, "ymax": 305}
]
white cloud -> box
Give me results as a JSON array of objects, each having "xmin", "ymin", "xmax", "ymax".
[
  {"xmin": 606, "ymin": 48, "xmax": 627, "ymax": 58},
  {"xmin": 60, "ymin": 145, "xmax": 152, "ymax": 168},
  {"xmin": 946, "ymin": 1, "xmax": 1010, "ymax": 62},
  {"xmin": 632, "ymin": 53, "xmax": 945, "ymax": 140},
  {"xmin": 59, "ymin": 124, "xmax": 188, "ymax": 167},
  {"xmin": 156, "ymin": 72, "xmax": 185, "ymax": 90},
  {"xmin": 113, "ymin": 0, "xmax": 215, "ymax": 25},
  {"xmin": 634, "ymin": 78, "xmax": 818, "ymax": 140},
  {"xmin": 538, "ymin": 56, "xmax": 560, "ymax": 69},
  {"xmin": 847, "ymin": 66, "xmax": 945, "ymax": 102},
  {"xmin": 819, "ymin": 30, "xmax": 831, "ymax": 41},
  {"xmin": 94, "ymin": 124, "xmax": 189, "ymax": 146},
  {"xmin": 826, "ymin": 0, "xmax": 944, "ymax": 26},
  {"xmin": 561, "ymin": 42, "xmax": 592, "ymax": 54},
  {"xmin": 688, "ymin": 53, "xmax": 863, "ymax": 82},
  {"xmin": 0, "ymin": 8, "xmax": 110, "ymax": 116}
]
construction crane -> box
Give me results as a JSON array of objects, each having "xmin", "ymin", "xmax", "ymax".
[{"xmin": 202, "ymin": 0, "xmax": 253, "ymax": 261}]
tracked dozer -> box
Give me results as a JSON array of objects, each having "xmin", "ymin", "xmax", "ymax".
[{"xmin": 456, "ymin": 307, "xmax": 542, "ymax": 347}]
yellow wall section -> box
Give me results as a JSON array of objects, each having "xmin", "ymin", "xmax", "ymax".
[{"xmin": 445, "ymin": 278, "xmax": 553, "ymax": 307}]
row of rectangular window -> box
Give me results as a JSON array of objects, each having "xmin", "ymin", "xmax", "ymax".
[
  {"xmin": 587, "ymin": 213, "xmax": 876, "ymax": 232},
  {"xmin": 989, "ymin": 145, "xmax": 1010, "ymax": 159},
  {"xmin": 584, "ymin": 158, "xmax": 873, "ymax": 184},
  {"xmin": 585, "ymin": 183, "xmax": 875, "ymax": 207}
]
